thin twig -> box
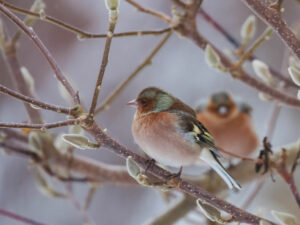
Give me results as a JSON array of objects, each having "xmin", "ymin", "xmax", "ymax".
[
  {"xmin": 0, "ymin": 0, "xmax": 171, "ymax": 39},
  {"xmin": 125, "ymin": 0, "xmax": 172, "ymax": 23},
  {"xmin": 0, "ymin": 128, "xmax": 28, "ymax": 142},
  {"xmin": 95, "ymin": 30, "xmax": 172, "ymax": 114},
  {"xmin": 241, "ymin": 0, "xmax": 300, "ymax": 61},
  {"xmin": 275, "ymin": 149, "xmax": 300, "ymax": 208},
  {"xmin": 234, "ymin": 28, "xmax": 273, "ymax": 69},
  {"xmin": 0, "ymin": 119, "xmax": 79, "ymax": 130},
  {"xmin": 0, "ymin": 84, "xmax": 72, "ymax": 115},
  {"xmin": 0, "ymin": 21, "xmax": 42, "ymax": 122},
  {"xmin": 0, "ymin": 4, "xmax": 79, "ymax": 104},
  {"xmin": 145, "ymin": 195, "xmax": 196, "ymax": 225},
  {"xmin": 88, "ymin": 12, "xmax": 118, "ymax": 118},
  {"xmin": 0, "ymin": 208, "xmax": 47, "ymax": 225},
  {"xmin": 64, "ymin": 183, "xmax": 96, "ymax": 225}
]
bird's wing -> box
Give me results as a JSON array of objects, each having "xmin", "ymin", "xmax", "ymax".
[{"xmin": 166, "ymin": 110, "xmax": 222, "ymax": 158}]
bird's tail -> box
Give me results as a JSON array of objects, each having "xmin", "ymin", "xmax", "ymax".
[{"xmin": 199, "ymin": 149, "xmax": 241, "ymax": 190}]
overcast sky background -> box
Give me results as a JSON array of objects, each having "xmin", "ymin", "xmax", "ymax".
[{"xmin": 0, "ymin": 0, "xmax": 299, "ymax": 224}]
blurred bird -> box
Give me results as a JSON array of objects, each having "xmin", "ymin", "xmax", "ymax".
[
  {"xmin": 128, "ymin": 87, "xmax": 241, "ymax": 190},
  {"xmin": 196, "ymin": 92, "xmax": 258, "ymax": 158}
]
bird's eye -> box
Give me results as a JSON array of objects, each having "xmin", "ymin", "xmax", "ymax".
[
  {"xmin": 140, "ymin": 99, "xmax": 147, "ymax": 105},
  {"xmin": 218, "ymin": 105, "xmax": 228, "ymax": 115}
]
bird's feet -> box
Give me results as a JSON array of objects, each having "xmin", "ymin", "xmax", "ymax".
[
  {"xmin": 164, "ymin": 166, "xmax": 183, "ymax": 188},
  {"xmin": 145, "ymin": 158, "xmax": 156, "ymax": 174}
]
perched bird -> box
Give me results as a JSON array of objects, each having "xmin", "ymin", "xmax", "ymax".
[
  {"xmin": 196, "ymin": 92, "xmax": 258, "ymax": 157},
  {"xmin": 128, "ymin": 87, "xmax": 241, "ymax": 190}
]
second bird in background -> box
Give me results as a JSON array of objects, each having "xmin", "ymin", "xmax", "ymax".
[{"xmin": 196, "ymin": 92, "xmax": 259, "ymax": 158}]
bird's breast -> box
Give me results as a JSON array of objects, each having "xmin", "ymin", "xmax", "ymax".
[{"xmin": 132, "ymin": 112, "xmax": 200, "ymax": 167}]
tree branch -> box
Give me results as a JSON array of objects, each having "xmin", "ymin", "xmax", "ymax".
[
  {"xmin": 241, "ymin": 0, "xmax": 300, "ymax": 61},
  {"xmin": 0, "ymin": 119, "xmax": 78, "ymax": 130},
  {"xmin": 0, "ymin": 84, "xmax": 72, "ymax": 115},
  {"xmin": 198, "ymin": 8, "xmax": 299, "ymax": 89},
  {"xmin": 0, "ymin": 4, "xmax": 80, "ymax": 104},
  {"xmin": 0, "ymin": 0, "xmax": 171, "ymax": 39},
  {"xmin": 0, "ymin": 208, "xmax": 47, "ymax": 225},
  {"xmin": 88, "ymin": 9, "xmax": 118, "ymax": 118},
  {"xmin": 95, "ymin": 30, "xmax": 172, "ymax": 114}
]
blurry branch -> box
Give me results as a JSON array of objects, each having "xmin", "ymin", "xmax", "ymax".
[
  {"xmin": 0, "ymin": 84, "xmax": 72, "ymax": 115},
  {"xmin": 0, "ymin": 22, "xmax": 41, "ymax": 122},
  {"xmin": 0, "ymin": 208, "xmax": 47, "ymax": 225},
  {"xmin": 95, "ymin": 30, "xmax": 172, "ymax": 114},
  {"xmin": 198, "ymin": 8, "xmax": 299, "ymax": 89},
  {"xmin": 84, "ymin": 183, "xmax": 100, "ymax": 210},
  {"xmin": 0, "ymin": 119, "xmax": 79, "ymax": 130},
  {"xmin": 0, "ymin": 140, "xmax": 135, "ymax": 184},
  {"xmin": 144, "ymin": 195, "xmax": 195, "ymax": 225},
  {"xmin": 0, "ymin": 4, "xmax": 79, "ymax": 105},
  {"xmin": 241, "ymin": 0, "xmax": 300, "ymax": 61},
  {"xmin": 0, "ymin": 0, "xmax": 171, "ymax": 39},
  {"xmin": 233, "ymin": 27, "xmax": 273, "ymax": 69},
  {"xmin": 275, "ymin": 148, "xmax": 300, "ymax": 208},
  {"xmin": 64, "ymin": 183, "xmax": 95, "ymax": 225},
  {"xmin": 88, "ymin": 3, "xmax": 118, "ymax": 119},
  {"xmin": 10, "ymin": 0, "xmax": 45, "ymax": 45}
]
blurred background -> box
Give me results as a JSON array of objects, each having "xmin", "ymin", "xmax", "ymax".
[{"xmin": 0, "ymin": 0, "xmax": 299, "ymax": 224}]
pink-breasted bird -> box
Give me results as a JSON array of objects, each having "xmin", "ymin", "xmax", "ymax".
[
  {"xmin": 128, "ymin": 87, "xmax": 241, "ymax": 190},
  {"xmin": 196, "ymin": 92, "xmax": 258, "ymax": 158}
]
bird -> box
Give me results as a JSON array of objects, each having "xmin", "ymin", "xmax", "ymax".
[
  {"xmin": 128, "ymin": 87, "xmax": 241, "ymax": 190},
  {"xmin": 195, "ymin": 92, "xmax": 258, "ymax": 158}
]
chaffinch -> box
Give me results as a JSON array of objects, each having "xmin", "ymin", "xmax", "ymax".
[
  {"xmin": 196, "ymin": 92, "xmax": 258, "ymax": 158},
  {"xmin": 128, "ymin": 87, "xmax": 241, "ymax": 190}
]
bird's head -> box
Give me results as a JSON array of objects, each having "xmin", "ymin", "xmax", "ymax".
[
  {"xmin": 128, "ymin": 87, "xmax": 196, "ymax": 117},
  {"xmin": 206, "ymin": 92, "xmax": 238, "ymax": 119},
  {"xmin": 127, "ymin": 87, "xmax": 175, "ymax": 115}
]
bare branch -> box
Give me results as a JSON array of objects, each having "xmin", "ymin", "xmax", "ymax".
[
  {"xmin": 0, "ymin": 4, "xmax": 80, "ymax": 104},
  {"xmin": 88, "ymin": 9, "xmax": 118, "ymax": 118},
  {"xmin": 241, "ymin": 0, "xmax": 300, "ymax": 61},
  {"xmin": 0, "ymin": 84, "xmax": 72, "ymax": 115},
  {"xmin": 125, "ymin": 0, "xmax": 172, "ymax": 23},
  {"xmin": 178, "ymin": 28, "xmax": 300, "ymax": 108},
  {"xmin": 0, "ymin": 119, "xmax": 79, "ymax": 130},
  {"xmin": 145, "ymin": 195, "xmax": 196, "ymax": 225},
  {"xmin": 0, "ymin": 208, "xmax": 47, "ymax": 225},
  {"xmin": 0, "ymin": 0, "xmax": 171, "ymax": 39},
  {"xmin": 198, "ymin": 8, "xmax": 299, "ymax": 89},
  {"xmin": 95, "ymin": 30, "xmax": 172, "ymax": 114}
]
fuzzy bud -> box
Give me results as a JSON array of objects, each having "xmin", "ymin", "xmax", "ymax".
[
  {"xmin": 105, "ymin": 0, "xmax": 119, "ymax": 11},
  {"xmin": 62, "ymin": 134, "xmax": 100, "ymax": 150},
  {"xmin": 252, "ymin": 60, "xmax": 273, "ymax": 85},
  {"xmin": 289, "ymin": 56, "xmax": 300, "ymax": 71},
  {"xmin": 196, "ymin": 199, "xmax": 231, "ymax": 224},
  {"xmin": 20, "ymin": 66, "xmax": 36, "ymax": 96},
  {"xmin": 205, "ymin": 45, "xmax": 226, "ymax": 72},
  {"xmin": 240, "ymin": 15, "xmax": 256, "ymax": 41},
  {"xmin": 271, "ymin": 210, "xmax": 298, "ymax": 225},
  {"xmin": 126, "ymin": 156, "xmax": 140, "ymax": 178},
  {"xmin": 288, "ymin": 66, "xmax": 300, "ymax": 86}
]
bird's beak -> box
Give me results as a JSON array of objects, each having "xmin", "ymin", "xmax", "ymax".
[{"xmin": 127, "ymin": 99, "xmax": 138, "ymax": 107}]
